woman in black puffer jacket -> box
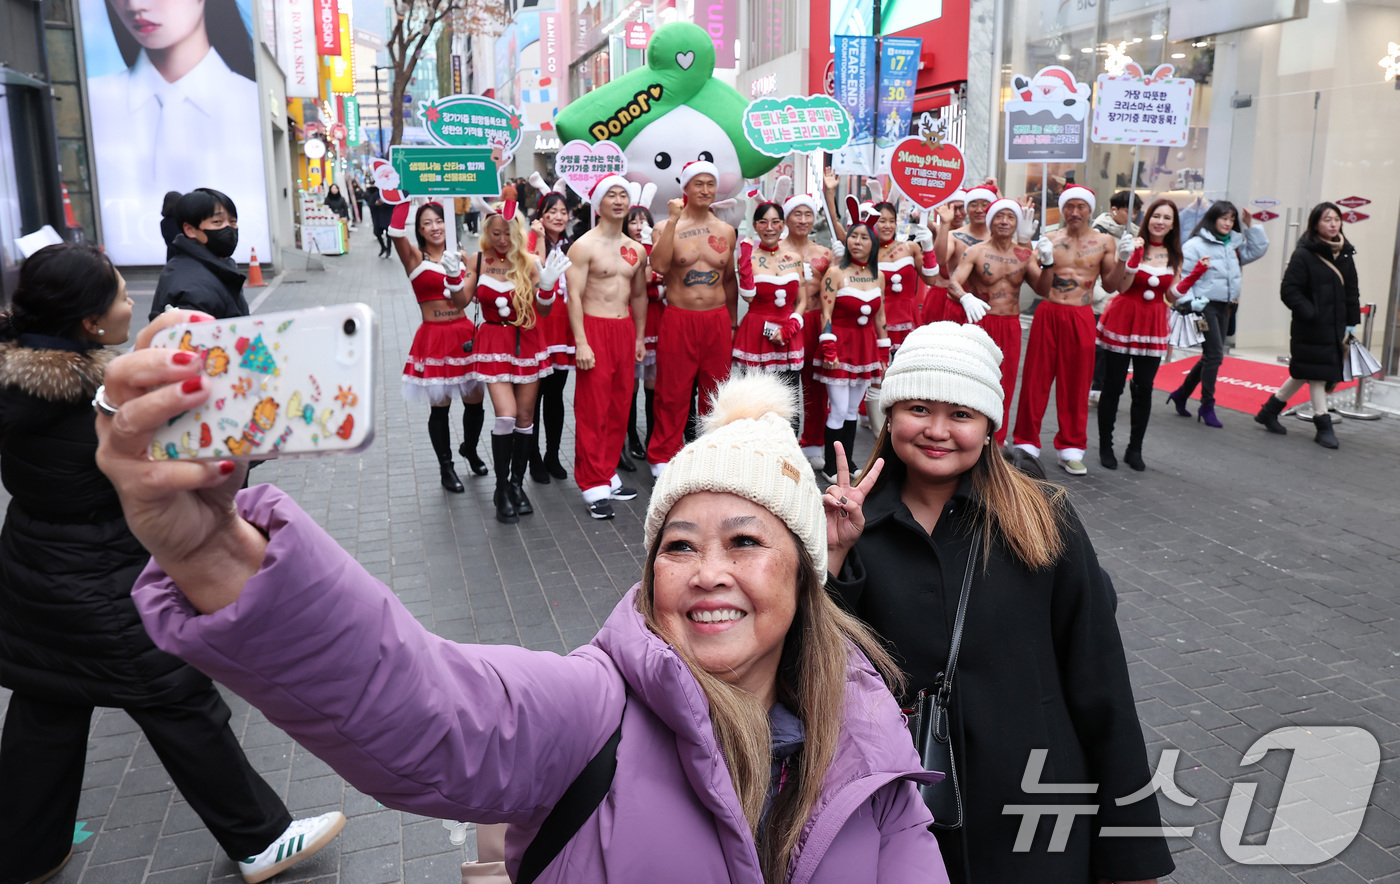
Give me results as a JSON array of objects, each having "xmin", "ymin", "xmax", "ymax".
[
  {"xmin": 1253, "ymin": 203, "xmax": 1361, "ymax": 449},
  {"xmin": 0, "ymin": 244, "xmax": 341, "ymax": 884}
]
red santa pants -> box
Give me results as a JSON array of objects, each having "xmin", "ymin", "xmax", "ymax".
[
  {"xmin": 574, "ymin": 315, "xmax": 638, "ymax": 498},
  {"xmin": 1012, "ymin": 301, "xmax": 1096, "ymax": 456},
  {"xmin": 646, "ymin": 306, "xmax": 731, "ymax": 467},
  {"xmin": 981, "ymin": 313, "xmax": 1023, "ymax": 446},
  {"xmin": 798, "ymin": 307, "xmax": 826, "ymax": 450}
]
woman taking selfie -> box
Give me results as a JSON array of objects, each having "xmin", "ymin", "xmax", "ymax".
[
  {"xmin": 92, "ymin": 358, "xmax": 950, "ymax": 882},
  {"xmin": 824, "ymin": 322, "xmax": 1173, "ymax": 884},
  {"xmin": 0, "ymin": 245, "xmax": 342, "ymax": 884}
]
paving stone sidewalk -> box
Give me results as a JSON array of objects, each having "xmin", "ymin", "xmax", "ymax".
[{"xmin": 2, "ymin": 224, "xmax": 1397, "ymax": 883}]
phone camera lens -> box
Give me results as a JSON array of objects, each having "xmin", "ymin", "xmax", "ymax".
[{"xmin": 343, "ymin": 318, "xmax": 357, "ymax": 336}]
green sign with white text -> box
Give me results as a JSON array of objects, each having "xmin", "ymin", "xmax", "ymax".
[
  {"xmin": 741, "ymin": 94, "xmax": 851, "ymax": 158},
  {"xmin": 389, "ymin": 146, "xmax": 500, "ymax": 197}
]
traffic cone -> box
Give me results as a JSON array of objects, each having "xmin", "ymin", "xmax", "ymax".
[{"xmin": 246, "ymin": 248, "xmax": 266, "ymax": 287}]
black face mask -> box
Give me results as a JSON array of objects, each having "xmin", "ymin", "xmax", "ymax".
[{"xmin": 201, "ymin": 225, "xmax": 238, "ymax": 259}]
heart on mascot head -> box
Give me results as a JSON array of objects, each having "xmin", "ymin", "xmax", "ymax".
[
  {"xmin": 555, "ymin": 140, "xmax": 630, "ymax": 200},
  {"xmin": 889, "ymin": 137, "xmax": 966, "ymax": 210}
]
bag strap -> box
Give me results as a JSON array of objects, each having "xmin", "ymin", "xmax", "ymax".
[
  {"xmin": 935, "ymin": 532, "xmax": 981, "ymax": 710},
  {"xmin": 516, "ymin": 722, "xmax": 623, "ymax": 884}
]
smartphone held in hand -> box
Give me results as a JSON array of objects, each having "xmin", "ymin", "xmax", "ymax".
[{"xmin": 148, "ymin": 304, "xmax": 377, "ymax": 461}]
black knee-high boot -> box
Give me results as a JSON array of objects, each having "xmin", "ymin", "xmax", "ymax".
[
  {"xmin": 527, "ymin": 395, "xmax": 549, "ymax": 483},
  {"xmin": 491, "ymin": 434, "xmax": 517, "ymax": 523},
  {"xmin": 1097, "ymin": 389, "xmax": 1120, "ymax": 470},
  {"xmin": 509, "ymin": 431, "xmax": 535, "ymax": 515},
  {"xmin": 842, "ymin": 420, "xmax": 860, "ymax": 473},
  {"xmin": 626, "ymin": 380, "xmax": 646, "ymax": 459},
  {"xmin": 459, "ymin": 402, "xmax": 488, "ymax": 475},
  {"xmin": 822, "ymin": 426, "xmax": 840, "ymax": 482},
  {"xmin": 542, "ymin": 373, "xmax": 568, "ymax": 479},
  {"xmin": 643, "ymin": 386, "xmax": 656, "ymax": 451},
  {"xmin": 429, "ymin": 407, "xmax": 464, "ymax": 492},
  {"xmin": 1124, "ymin": 380, "xmax": 1153, "ymax": 471}
]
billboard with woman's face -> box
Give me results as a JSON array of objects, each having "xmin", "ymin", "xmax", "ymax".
[{"xmin": 80, "ymin": 0, "xmax": 271, "ymax": 265}]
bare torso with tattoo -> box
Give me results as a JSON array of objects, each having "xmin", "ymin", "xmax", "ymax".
[
  {"xmin": 656, "ymin": 211, "xmax": 735, "ymax": 311},
  {"xmin": 783, "ymin": 236, "xmax": 833, "ymax": 312},
  {"xmin": 945, "ymin": 225, "xmax": 988, "ymax": 303},
  {"xmin": 954, "ymin": 239, "xmax": 1034, "ymax": 316},
  {"xmin": 1045, "ymin": 227, "xmax": 1116, "ymax": 306},
  {"xmin": 569, "ymin": 230, "xmax": 646, "ymax": 319}
]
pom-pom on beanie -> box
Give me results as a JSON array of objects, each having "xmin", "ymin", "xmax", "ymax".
[
  {"xmin": 879, "ymin": 321, "xmax": 1006, "ymax": 430},
  {"xmin": 645, "ymin": 373, "xmax": 826, "ymax": 575}
]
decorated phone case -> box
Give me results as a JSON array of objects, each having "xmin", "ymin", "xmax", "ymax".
[{"xmin": 148, "ymin": 304, "xmax": 377, "ymax": 461}]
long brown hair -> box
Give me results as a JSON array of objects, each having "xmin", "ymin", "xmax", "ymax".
[
  {"xmin": 637, "ymin": 532, "xmax": 904, "ymax": 882},
  {"xmin": 862, "ymin": 417, "xmax": 1067, "ymax": 571},
  {"xmin": 1140, "ymin": 198, "xmax": 1183, "ymax": 273}
]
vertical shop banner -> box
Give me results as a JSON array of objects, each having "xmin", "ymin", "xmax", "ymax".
[
  {"xmin": 832, "ymin": 35, "xmax": 876, "ymax": 175},
  {"xmin": 451, "ymin": 56, "xmax": 463, "ymax": 95},
  {"xmin": 541, "ymin": 11, "xmax": 567, "ymax": 108},
  {"xmin": 876, "ymin": 36, "xmax": 920, "ymax": 172},
  {"xmin": 344, "ymin": 96, "xmax": 360, "ymax": 145},
  {"xmin": 1091, "ymin": 64, "xmax": 1195, "ymax": 146},
  {"xmin": 259, "ymin": 0, "xmax": 277, "ymax": 52},
  {"xmin": 314, "ymin": 0, "xmax": 341, "ymax": 55},
  {"xmin": 327, "ymin": 14, "xmax": 354, "ymax": 93},
  {"xmin": 77, "ymin": 0, "xmax": 271, "ymax": 265},
  {"xmin": 279, "ymin": 0, "xmax": 318, "ymax": 98},
  {"xmin": 1003, "ymin": 65, "xmax": 1090, "ymax": 162},
  {"xmin": 693, "ymin": 1, "xmax": 737, "ymax": 69}
]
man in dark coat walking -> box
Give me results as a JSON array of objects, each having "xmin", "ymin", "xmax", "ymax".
[{"xmin": 150, "ymin": 188, "xmax": 250, "ymax": 321}]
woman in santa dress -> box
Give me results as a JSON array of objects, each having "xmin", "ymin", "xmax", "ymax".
[
  {"xmin": 814, "ymin": 218, "xmax": 888, "ymax": 483},
  {"xmin": 389, "ymin": 200, "xmax": 483, "ymax": 494},
  {"xmin": 732, "ymin": 202, "xmax": 806, "ymax": 413},
  {"xmin": 1097, "ymin": 198, "xmax": 1208, "ymax": 472},
  {"xmin": 525, "ymin": 191, "xmax": 575, "ymax": 483}
]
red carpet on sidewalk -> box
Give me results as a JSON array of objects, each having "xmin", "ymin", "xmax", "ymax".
[{"xmin": 1151, "ymin": 355, "xmax": 1357, "ymax": 414}]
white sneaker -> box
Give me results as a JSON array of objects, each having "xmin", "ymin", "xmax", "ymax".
[{"xmin": 239, "ymin": 811, "xmax": 346, "ymax": 883}]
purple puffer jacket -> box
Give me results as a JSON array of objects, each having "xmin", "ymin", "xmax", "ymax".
[{"xmin": 134, "ymin": 486, "xmax": 949, "ymax": 883}]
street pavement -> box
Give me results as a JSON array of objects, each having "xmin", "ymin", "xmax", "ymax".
[{"xmin": 2, "ymin": 224, "xmax": 1398, "ymax": 883}]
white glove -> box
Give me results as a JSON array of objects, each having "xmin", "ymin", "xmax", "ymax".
[
  {"xmin": 802, "ymin": 262, "xmax": 814, "ymax": 282},
  {"xmin": 912, "ymin": 224, "xmax": 934, "ymax": 251},
  {"xmin": 439, "ymin": 250, "xmax": 461, "ymax": 276},
  {"xmin": 1035, "ymin": 237, "xmax": 1054, "ymax": 266},
  {"xmin": 640, "ymin": 221, "xmax": 653, "ymax": 245},
  {"xmin": 832, "ymin": 240, "xmax": 846, "ymax": 260},
  {"xmin": 1116, "ymin": 232, "xmax": 1134, "ymax": 261},
  {"xmin": 539, "ymin": 249, "xmax": 572, "ymax": 291},
  {"xmin": 1016, "ymin": 211, "xmax": 1035, "ymax": 245},
  {"xmin": 959, "ymin": 293, "xmax": 988, "ymax": 323}
]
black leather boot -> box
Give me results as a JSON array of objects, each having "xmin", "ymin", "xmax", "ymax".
[
  {"xmin": 459, "ymin": 402, "xmax": 488, "ymax": 475},
  {"xmin": 1313, "ymin": 414, "xmax": 1339, "ymax": 450},
  {"xmin": 842, "ymin": 420, "xmax": 860, "ymax": 474},
  {"xmin": 1124, "ymin": 379, "xmax": 1152, "ymax": 471},
  {"xmin": 491, "ymin": 434, "xmax": 517, "ymax": 523},
  {"xmin": 627, "ymin": 381, "xmax": 646, "ymax": 459},
  {"xmin": 822, "ymin": 429, "xmax": 839, "ymax": 483},
  {"xmin": 643, "ymin": 386, "xmax": 656, "ymax": 454},
  {"xmin": 617, "ymin": 446, "xmax": 637, "ymax": 472},
  {"xmin": 509, "ymin": 431, "xmax": 535, "ymax": 515},
  {"xmin": 428, "ymin": 407, "xmax": 464, "ymax": 493},
  {"xmin": 527, "ymin": 396, "xmax": 550, "ymax": 483},
  {"xmin": 1254, "ymin": 395, "xmax": 1289, "ymax": 435}
]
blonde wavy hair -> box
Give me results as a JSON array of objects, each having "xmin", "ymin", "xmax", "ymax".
[
  {"xmin": 483, "ymin": 208, "xmax": 538, "ymax": 330},
  {"xmin": 637, "ymin": 534, "xmax": 904, "ymax": 882}
]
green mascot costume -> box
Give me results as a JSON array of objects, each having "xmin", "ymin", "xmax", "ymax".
[{"xmin": 554, "ymin": 22, "xmax": 779, "ymax": 226}]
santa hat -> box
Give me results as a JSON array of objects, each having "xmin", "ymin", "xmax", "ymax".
[
  {"xmin": 678, "ymin": 160, "xmax": 720, "ymax": 190},
  {"xmin": 964, "ymin": 184, "xmax": 999, "ymax": 205},
  {"xmin": 940, "ymin": 189, "xmax": 969, "ymax": 206},
  {"xmin": 783, "ymin": 193, "xmax": 822, "ymax": 217},
  {"xmin": 589, "ymin": 175, "xmax": 631, "ymax": 216},
  {"xmin": 1058, "ymin": 184, "xmax": 1096, "ymax": 213},
  {"xmin": 985, "ymin": 198, "xmax": 1022, "ymax": 225}
]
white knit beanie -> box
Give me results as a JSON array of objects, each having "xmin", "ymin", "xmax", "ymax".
[
  {"xmin": 879, "ymin": 322, "xmax": 1006, "ymax": 430},
  {"xmin": 645, "ymin": 373, "xmax": 826, "ymax": 575}
]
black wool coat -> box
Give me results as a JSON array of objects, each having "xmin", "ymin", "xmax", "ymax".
[
  {"xmin": 0, "ymin": 337, "xmax": 210, "ymax": 706},
  {"xmin": 829, "ymin": 476, "xmax": 1173, "ymax": 884},
  {"xmin": 1280, "ymin": 236, "xmax": 1361, "ymax": 382},
  {"xmin": 149, "ymin": 235, "xmax": 249, "ymax": 321}
]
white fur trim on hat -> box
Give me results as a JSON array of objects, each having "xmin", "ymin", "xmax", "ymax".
[
  {"xmin": 964, "ymin": 187, "xmax": 997, "ymax": 205},
  {"xmin": 940, "ymin": 189, "xmax": 968, "ymax": 206},
  {"xmin": 986, "ymin": 199, "xmax": 1022, "ymax": 225},
  {"xmin": 679, "ymin": 161, "xmax": 720, "ymax": 190},
  {"xmin": 590, "ymin": 175, "xmax": 631, "ymax": 216},
  {"xmin": 783, "ymin": 194, "xmax": 821, "ymax": 216},
  {"xmin": 879, "ymin": 322, "xmax": 1006, "ymax": 430},
  {"xmin": 1059, "ymin": 184, "xmax": 1096, "ymax": 213},
  {"xmin": 644, "ymin": 373, "xmax": 826, "ymax": 575}
]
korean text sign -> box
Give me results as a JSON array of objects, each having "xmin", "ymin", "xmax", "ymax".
[
  {"xmin": 389, "ymin": 147, "xmax": 501, "ymax": 197},
  {"xmin": 1091, "ymin": 74, "xmax": 1196, "ymax": 146}
]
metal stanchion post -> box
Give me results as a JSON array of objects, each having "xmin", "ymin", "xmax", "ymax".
[{"xmin": 1337, "ymin": 303, "xmax": 1385, "ymax": 420}]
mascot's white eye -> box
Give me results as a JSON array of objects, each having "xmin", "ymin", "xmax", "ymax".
[
  {"xmin": 698, "ymin": 151, "xmax": 713, "ymax": 163},
  {"xmin": 654, "ymin": 152, "xmax": 672, "ymax": 170}
]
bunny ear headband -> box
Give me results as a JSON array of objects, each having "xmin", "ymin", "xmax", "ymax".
[
  {"xmin": 473, "ymin": 196, "xmax": 518, "ymax": 221},
  {"xmin": 527, "ymin": 172, "xmax": 569, "ymax": 214},
  {"xmin": 844, "ymin": 195, "xmax": 881, "ymax": 226}
]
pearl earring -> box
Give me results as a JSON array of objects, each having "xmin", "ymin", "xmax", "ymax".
[{"xmin": 97, "ymin": 329, "xmax": 105, "ymax": 336}]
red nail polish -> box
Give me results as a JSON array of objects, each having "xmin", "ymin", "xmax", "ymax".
[
  {"xmin": 181, "ymin": 377, "xmax": 203, "ymax": 394},
  {"xmin": 218, "ymin": 460, "xmax": 235, "ymax": 475},
  {"xmin": 171, "ymin": 351, "xmax": 196, "ymax": 365},
  {"xmin": 189, "ymin": 314, "xmax": 213, "ymax": 323}
]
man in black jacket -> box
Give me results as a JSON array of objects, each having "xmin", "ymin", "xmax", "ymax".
[{"xmin": 149, "ymin": 188, "xmax": 250, "ymax": 321}]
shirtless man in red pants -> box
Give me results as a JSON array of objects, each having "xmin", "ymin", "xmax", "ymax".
[
  {"xmin": 644, "ymin": 162, "xmax": 738, "ymax": 475},
  {"xmin": 564, "ymin": 175, "xmax": 648, "ymax": 518}
]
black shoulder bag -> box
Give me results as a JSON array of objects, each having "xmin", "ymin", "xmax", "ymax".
[
  {"xmin": 515, "ymin": 722, "xmax": 623, "ymax": 884},
  {"xmin": 905, "ymin": 531, "xmax": 980, "ymax": 831}
]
